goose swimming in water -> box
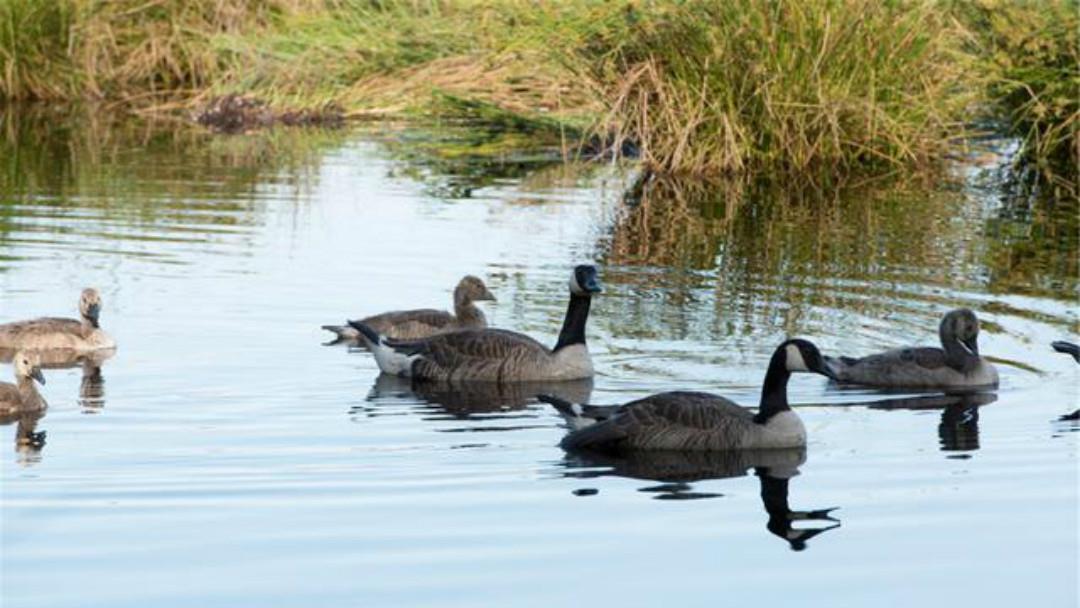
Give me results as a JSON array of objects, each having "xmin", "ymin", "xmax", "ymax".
[
  {"xmin": 352, "ymin": 265, "xmax": 601, "ymax": 382},
  {"xmin": 540, "ymin": 339, "xmax": 835, "ymax": 452},
  {"xmin": 323, "ymin": 275, "xmax": 495, "ymax": 343},
  {"xmin": 0, "ymin": 288, "xmax": 116, "ymax": 352},
  {"xmin": 823, "ymin": 309, "xmax": 998, "ymax": 390},
  {"xmin": 0, "ymin": 352, "xmax": 46, "ymax": 415}
]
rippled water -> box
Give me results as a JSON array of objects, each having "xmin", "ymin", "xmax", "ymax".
[{"xmin": 1, "ymin": 110, "xmax": 1077, "ymax": 607}]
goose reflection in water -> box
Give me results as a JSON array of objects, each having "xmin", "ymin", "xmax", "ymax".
[
  {"xmin": 358, "ymin": 374, "xmax": 593, "ymax": 433},
  {"xmin": 0, "ymin": 347, "xmax": 111, "ymax": 463},
  {"xmin": 860, "ymin": 392, "xmax": 996, "ymax": 453},
  {"xmin": 560, "ymin": 448, "xmax": 841, "ymax": 551}
]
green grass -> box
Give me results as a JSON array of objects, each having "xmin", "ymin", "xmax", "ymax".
[{"xmin": 0, "ymin": 0, "xmax": 1075, "ymax": 185}]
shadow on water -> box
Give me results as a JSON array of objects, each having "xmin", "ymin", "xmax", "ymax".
[
  {"xmin": 356, "ymin": 374, "xmax": 593, "ymax": 432},
  {"xmin": 814, "ymin": 392, "xmax": 996, "ymax": 454},
  {"xmin": 559, "ymin": 447, "xmax": 840, "ymax": 551}
]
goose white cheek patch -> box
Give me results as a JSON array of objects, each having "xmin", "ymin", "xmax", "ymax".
[
  {"xmin": 569, "ymin": 274, "xmax": 583, "ymax": 295},
  {"xmin": 785, "ymin": 344, "xmax": 809, "ymax": 372}
]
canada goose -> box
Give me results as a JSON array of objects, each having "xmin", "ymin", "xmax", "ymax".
[
  {"xmin": 0, "ymin": 288, "xmax": 116, "ymax": 352},
  {"xmin": 540, "ymin": 338, "xmax": 835, "ymax": 452},
  {"xmin": 352, "ymin": 265, "xmax": 602, "ymax": 382},
  {"xmin": 323, "ymin": 275, "xmax": 495, "ymax": 343},
  {"xmin": 1052, "ymin": 341, "xmax": 1079, "ymax": 363},
  {"xmin": 824, "ymin": 309, "xmax": 998, "ymax": 389},
  {"xmin": 0, "ymin": 352, "xmax": 47, "ymax": 415}
]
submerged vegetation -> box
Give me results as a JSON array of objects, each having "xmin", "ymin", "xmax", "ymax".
[{"xmin": 0, "ymin": 0, "xmax": 1075, "ymax": 186}]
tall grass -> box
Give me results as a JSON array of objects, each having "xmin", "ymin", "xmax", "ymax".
[
  {"xmin": 550, "ymin": 1, "xmax": 974, "ymax": 178},
  {"xmin": 962, "ymin": 0, "xmax": 1078, "ymax": 196},
  {"xmin": 0, "ymin": 0, "xmax": 1073, "ymax": 185}
]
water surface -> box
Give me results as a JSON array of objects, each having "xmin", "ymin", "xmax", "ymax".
[{"xmin": 1, "ymin": 110, "xmax": 1077, "ymax": 607}]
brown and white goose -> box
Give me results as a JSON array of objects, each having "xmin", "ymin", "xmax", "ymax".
[
  {"xmin": 323, "ymin": 275, "xmax": 495, "ymax": 343},
  {"xmin": 0, "ymin": 288, "xmax": 115, "ymax": 352},
  {"xmin": 352, "ymin": 265, "xmax": 601, "ymax": 382},
  {"xmin": 541, "ymin": 339, "xmax": 835, "ymax": 452},
  {"xmin": 823, "ymin": 308, "xmax": 998, "ymax": 390},
  {"xmin": 0, "ymin": 352, "xmax": 47, "ymax": 415}
]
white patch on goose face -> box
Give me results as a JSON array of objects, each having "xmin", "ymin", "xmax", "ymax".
[
  {"xmin": 785, "ymin": 344, "xmax": 809, "ymax": 372},
  {"xmin": 569, "ymin": 273, "xmax": 584, "ymax": 295}
]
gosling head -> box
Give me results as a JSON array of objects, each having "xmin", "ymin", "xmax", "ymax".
[
  {"xmin": 13, "ymin": 352, "xmax": 44, "ymax": 386},
  {"xmin": 940, "ymin": 308, "xmax": 980, "ymax": 357},
  {"xmin": 778, "ymin": 339, "xmax": 835, "ymax": 380},
  {"xmin": 79, "ymin": 288, "xmax": 103, "ymax": 328},
  {"xmin": 569, "ymin": 265, "xmax": 602, "ymax": 296},
  {"xmin": 455, "ymin": 275, "xmax": 496, "ymax": 303}
]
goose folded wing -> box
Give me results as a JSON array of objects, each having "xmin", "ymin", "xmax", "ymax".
[{"xmin": 386, "ymin": 328, "xmax": 549, "ymax": 364}]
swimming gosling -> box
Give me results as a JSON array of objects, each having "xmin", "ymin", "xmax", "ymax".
[
  {"xmin": 0, "ymin": 288, "xmax": 116, "ymax": 352},
  {"xmin": 824, "ymin": 309, "xmax": 998, "ymax": 390},
  {"xmin": 353, "ymin": 265, "xmax": 601, "ymax": 382},
  {"xmin": 323, "ymin": 275, "xmax": 495, "ymax": 342},
  {"xmin": 0, "ymin": 352, "xmax": 46, "ymax": 415},
  {"xmin": 540, "ymin": 339, "xmax": 835, "ymax": 452}
]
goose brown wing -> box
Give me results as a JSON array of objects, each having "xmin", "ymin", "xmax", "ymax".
[
  {"xmin": 360, "ymin": 309, "xmax": 453, "ymax": 336},
  {"xmin": 389, "ymin": 328, "xmax": 549, "ymax": 363},
  {"xmin": 562, "ymin": 391, "xmax": 755, "ymax": 451},
  {"xmin": 0, "ymin": 318, "xmax": 82, "ymax": 336}
]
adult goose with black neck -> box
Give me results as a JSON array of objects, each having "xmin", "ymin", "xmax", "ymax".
[
  {"xmin": 351, "ymin": 265, "xmax": 601, "ymax": 382},
  {"xmin": 540, "ymin": 339, "xmax": 835, "ymax": 452}
]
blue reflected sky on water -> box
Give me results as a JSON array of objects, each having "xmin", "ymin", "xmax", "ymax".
[{"xmin": 0, "ymin": 120, "xmax": 1077, "ymax": 607}]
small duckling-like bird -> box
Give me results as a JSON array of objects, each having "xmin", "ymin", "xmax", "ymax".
[
  {"xmin": 0, "ymin": 352, "xmax": 46, "ymax": 415},
  {"xmin": 823, "ymin": 308, "xmax": 998, "ymax": 390},
  {"xmin": 0, "ymin": 288, "xmax": 116, "ymax": 352},
  {"xmin": 352, "ymin": 265, "xmax": 601, "ymax": 382},
  {"xmin": 323, "ymin": 275, "xmax": 496, "ymax": 343},
  {"xmin": 540, "ymin": 339, "xmax": 835, "ymax": 452}
]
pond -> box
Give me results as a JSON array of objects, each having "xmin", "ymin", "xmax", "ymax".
[{"xmin": 1, "ymin": 109, "xmax": 1077, "ymax": 607}]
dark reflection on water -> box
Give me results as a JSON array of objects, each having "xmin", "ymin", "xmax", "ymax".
[
  {"xmin": 357, "ymin": 374, "xmax": 594, "ymax": 434},
  {"xmin": 560, "ymin": 447, "xmax": 840, "ymax": 550}
]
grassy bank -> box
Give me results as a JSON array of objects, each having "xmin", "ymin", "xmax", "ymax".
[{"xmin": 0, "ymin": 0, "xmax": 1075, "ymax": 185}]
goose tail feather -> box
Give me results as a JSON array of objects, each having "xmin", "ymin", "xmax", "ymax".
[
  {"xmin": 347, "ymin": 321, "xmax": 417, "ymax": 376},
  {"xmin": 322, "ymin": 324, "xmax": 360, "ymax": 341}
]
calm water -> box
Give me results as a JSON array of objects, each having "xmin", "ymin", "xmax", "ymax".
[{"xmin": 1, "ymin": 110, "xmax": 1077, "ymax": 607}]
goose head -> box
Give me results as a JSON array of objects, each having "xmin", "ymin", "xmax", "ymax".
[
  {"xmin": 13, "ymin": 352, "xmax": 45, "ymax": 386},
  {"xmin": 777, "ymin": 338, "xmax": 836, "ymax": 379},
  {"xmin": 79, "ymin": 288, "xmax": 103, "ymax": 328},
  {"xmin": 569, "ymin": 265, "xmax": 602, "ymax": 296},
  {"xmin": 455, "ymin": 275, "xmax": 496, "ymax": 304},
  {"xmin": 940, "ymin": 308, "xmax": 980, "ymax": 360}
]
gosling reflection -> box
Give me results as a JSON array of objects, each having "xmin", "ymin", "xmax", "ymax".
[
  {"xmin": 362, "ymin": 374, "xmax": 594, "ymax": 428},
  {"xmin": 862, "ymin": 392, "xmax": 995, "ymax": 452},
  {"xmin": 0, "ymin": 410, "xmax": 46, "ymax": 464},
  {"xmin": 561, "ymin": 448, "xmax": 840, "ymax": 550},
  {"xmin": 0, "ymin": 347, "xmax": 111, "ymax": 411}
]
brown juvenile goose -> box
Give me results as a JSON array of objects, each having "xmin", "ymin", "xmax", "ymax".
[
  {"xmin": 0, "ymin": 288, "xmax": 116, "ymax": 352},
  {"xmin": 352, "ymin": 265, "xmax": 601, "ymax": 382},
  {"xmin": 823, "ymin": 309, "xmax": 998, "ymax": 390},
  {"xmin": 0, "ymin": 352, "xmax": 47, "ymax": 415},
  {"xmin": 323, "ymin": 275, "xmax": 495, "ymax": 343}
]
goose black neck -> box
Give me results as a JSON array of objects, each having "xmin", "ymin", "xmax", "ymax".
[
  {"xmin": 553, "ymin": 293, "xmax": 592, "ymax": 352},
  {"xmin": 754, "ymin": 352, "xmax": 790, "ymax": 424}
]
